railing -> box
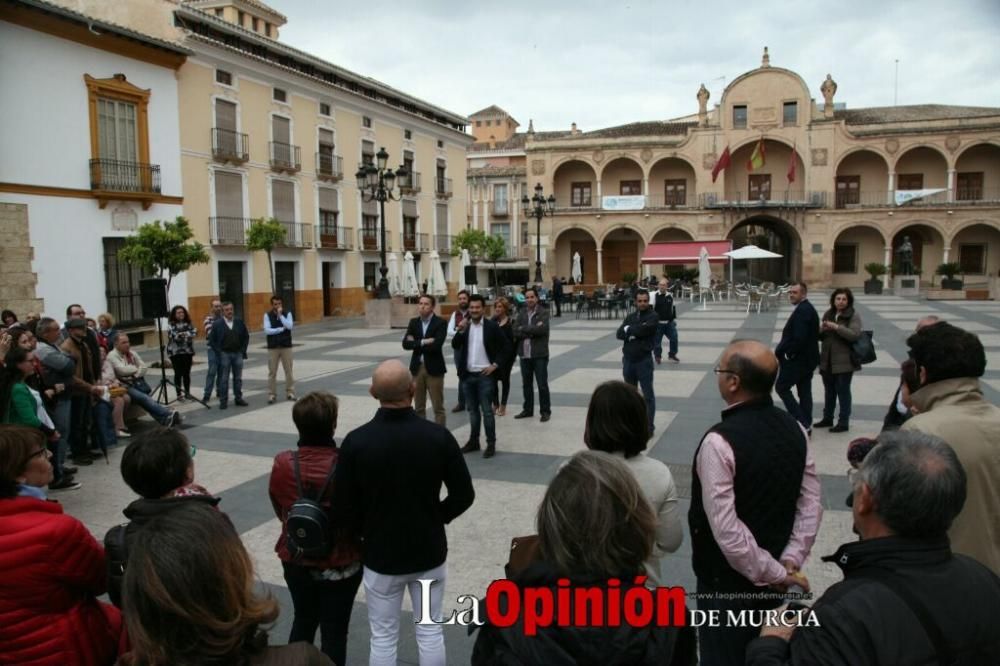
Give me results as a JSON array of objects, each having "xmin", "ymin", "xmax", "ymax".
[
  {"xmin": 316, "ymin": 152, "xmax": 343, "ymax": 180},
  {"xmin": 402, "ymin": 232, "xmax": 429, "ymax": 252},
  {"xmin": 401, "ymin": 171, "xmax": 422, "ymax": 193},
  {"xmin": 269, "ymin": 141, "xmax": 301, "ymax": 172},
  {"xmin": 700, "ymin": 191, "xmax": 826, "ymax": 208},
  {"xmin": 316, "ymin": 225, "xmax": 353, "ymax": 250},
  {"xmin": 209, "ymin": 216, "xmax": 251, "ymax": 245},
  {"xmin": 89, "ymin": 159, "xmax": 161, "ymax": 194},
  {"xmin": 358, "ymin": 228, "xmax": 391, "ymax": 251},
  {"xmin": 831, "ymin": 189, "xmax": 1000, "ymax": 208},
  {"xmin": 274, "ymin": 221, "xmax": 313, "ymax": 248},
  {"xmin": 211, "ymin": 128, "xmax": 249, "ymax": 163},
  {"xmin": 435, "ymin": 177, "xmax": 453, "ymax": 198},
  {"xmin": 645, "ymin": 193, "xmax": 692, "ymax": 209},
  {"xmin": 955, "ymin": 187, "xmax": 1000, "ymax": 205},
  {"xmin": 492, "ymin": 201, "xmax": 510, "ymax": 217},
  {"xmin": 434, "ymin": 233, "xmax": 452, "ymax": 254}
]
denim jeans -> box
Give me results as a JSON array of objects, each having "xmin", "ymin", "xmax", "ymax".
[
  {"xmin": 282, "ymin": 562, "xmax": 362, "ymax": 666},
  {"xmin": 822, "ymin": 371, "xmax": 854, "ymax": 426},
  {"xmin": 127, "ymin": 386, "xmax": 172, "ymax": 424},
  {"xmin": 452, "ymin": 349, "xmax": 466, "ymax": 408},
  {"xmin": 364, "ymin": 563, "xmax": 447, "ymax": 666},
  {"xmin": 203, "ymin": 346, "xmax": 219, "ymax": 399},
  {"xmin": 47, "ymin": 398, "xmax": 71, "ymax": 481},
  {"xmin": 654, "ymin": 320, "xmax": 678, "ymax": 359},
  {"xmin": 217, "ymin": 351, "xmax": 244, "ymax": 404},
  {"xmin": 93, "ymin": 399, "xmax": 117, "ymax": 449},
  {"xmin": 623, "ymin": 354, "xmax": 655, "ymax": 432},
  {"xmin": 464, "ymin": 372, "xmax": 497, "ymax": 444},
  {"xmin": 776, "ymin": 368, "xmax": 814, "ymax": 430},
  {"xmin": 519, "ymin": 357, "xmax": 551, "ymax": 415}
]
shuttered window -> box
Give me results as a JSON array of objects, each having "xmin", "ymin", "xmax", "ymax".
[
  {"xmin": 272, "ymin": 115, "xmax": 291, "ymax": 144},
  {"xmin": 272, "ymin": 180, "xmax": 295, "ymax": 222},
  {"xmin": 435, "ymin": 203, "xmax": 448, "ymax": 237},
  {"xmin": 362, "ymin": 140, "xmax": 375, "ymax": 166},
  {"xmin": 215, "ymin": 100, "xmax": 237, "ymax": 131},
  {"xmin": 319, "ymin": 188, "xmax": 338, "ymax": 229},
  {"xmin": 214, "ymin": 171, "xmax": 243, "ymax": 218},
  {"xmin": 402, "ymin": 199, "xmax": 418, "ymax": 218},
  {"xmin": 98, "ymin": 98, "xmax": 138, "ymax": 161}
]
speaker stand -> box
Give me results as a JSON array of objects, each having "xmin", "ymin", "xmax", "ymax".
[{"xmin": 151, "ymin": 317, "xmax": 210, "ymax": 410}]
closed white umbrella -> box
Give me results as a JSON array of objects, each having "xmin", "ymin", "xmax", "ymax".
[
  {"xmin": 572, "ymin": 251, "xmax": 583, "ymax": 283},
  {"xmin": 402, "ymin": 251, "xmax": 419, "ymax": 297},
  {"xmin": 458, "ymin": 248, "xmax": 471, "ymax": 292},
  {"xmin": 427, "ymin": 250, "xmax": 448, "ymax": 297},
  {"xmin": 698, "ymin": 245, "xmax": 711, "ymax": 310},
  {"xmin": 387, "ymin": 252, "xmax": 402, "ymax": 296}
]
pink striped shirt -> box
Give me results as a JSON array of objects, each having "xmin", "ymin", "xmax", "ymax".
[{"xmin": 695, "ymin": 427, "xmax": 823, "ymax": 586}]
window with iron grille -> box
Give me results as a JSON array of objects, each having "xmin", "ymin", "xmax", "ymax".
[
  {"xmin": 103, "ymin": 238, "xmax": 152, "ymax": 327},
  {"xmin": 957, "ymin": 172, "xmax": 984, "ymax": 201},
  {"xmin": 664, "ymin": 179, "xmax": 686, "ymax": 205},
  {"xmin": 959, "ymin": 244, "xmax": 986, "ymax": 274},
  {"xmin": 404, "ymin": 129, "xmax": 412, "ymax": 140},
  {"xmin": 216, "ymin": 69, "xmax": 233, "ymax": 86},
  {"xmin": 437, "ymin": 140, "xmax": 444, "ymax": 148},
  {"xmin": 833, "ymin": 244, "xmax": 858, "ymax": 274}
]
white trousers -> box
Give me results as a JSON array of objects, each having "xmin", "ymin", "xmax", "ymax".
[{"xmin": 364, "ymin": 562, "xmax": 447, "ymax": 666}]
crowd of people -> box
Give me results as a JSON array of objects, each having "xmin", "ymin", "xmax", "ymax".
[{"xmin": 1, "ymin": 281, "xmax": 999, "ymax": 665}]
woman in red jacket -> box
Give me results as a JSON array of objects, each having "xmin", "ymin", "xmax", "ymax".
[
  {"xmin": 0, "ymin": 425, "xmax": 122, "ymax": 665},
  {"xmin": 268, "ymin": 391, "xmax": 362, "ymax": 666}
]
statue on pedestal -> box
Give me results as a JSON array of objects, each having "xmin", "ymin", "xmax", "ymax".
[
  {"xmin": 697, "ymin": 84, "xmax": 710, "ymax": 126},
  {"xmin": 896, "ymin": 236, "xmax": 915, "ymax": 275},
  {"xmin": 821, "ymin": 74, "xmax": 838, "ymax": 117}
]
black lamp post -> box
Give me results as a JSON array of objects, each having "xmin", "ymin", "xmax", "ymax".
[
  {"xmin": 521, "ymin": 183, "xmax": 556, "ymax": 284},
  {"xmin": 356, "ymin": 147, "xmax": 408, "ymax": 299}
]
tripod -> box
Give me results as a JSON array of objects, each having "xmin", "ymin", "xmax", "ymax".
[{"xmin": 150, "ymin": 316, "xmax": 210, "ymax": 409}]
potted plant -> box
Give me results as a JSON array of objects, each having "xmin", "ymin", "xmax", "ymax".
[
  {"xmin": 863, "ymin": 262, "xmax": 887, "ymax": 295},
  {"xmin": 936, "ymin": 262, "xmax": 963, "ymax": 290}
]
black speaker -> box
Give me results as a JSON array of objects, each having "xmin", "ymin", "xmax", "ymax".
[
  {"xmin": 139, "ymin": 278, "xmax": 169, "ymax": 318},
  {"xmin": 464, "ymin": 265, "xmax": 478, "ymax": 286}
]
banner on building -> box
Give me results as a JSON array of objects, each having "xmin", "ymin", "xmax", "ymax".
[
  {"xmin": 602, "ymin": 195, "xmax": 646, "ymax": 211},
  {"xmin": 894, "ymin": 189, "xmax": 947, "ymax": 206}
]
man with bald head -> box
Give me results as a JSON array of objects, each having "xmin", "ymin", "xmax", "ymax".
[
  {"xmin": 688, "ymin": 340, "xmax": 822, "ymax": 666},
  {"xmin": 334, "ymin": 359, "xmax": 474, "ymax": 665}
]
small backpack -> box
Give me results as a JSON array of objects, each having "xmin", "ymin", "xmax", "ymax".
[{"xmin": 285, "ymin": 452, "xmax": 337, "ymax": 560}]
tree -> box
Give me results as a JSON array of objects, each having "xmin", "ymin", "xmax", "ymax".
[
  {"xmin": 117, "ymin": 216, "xmax": 209, "ymax": 291},
  {"xmin": 452, "ymin": 229, "xmax": 509, "ymax": 289},
  {"xmin": 482, "ymin": 234, "xmax": 507, "ymax": 289},
  {"xmin": 246, "ymin": 218, "xmax": 287, "ymax": 294}
]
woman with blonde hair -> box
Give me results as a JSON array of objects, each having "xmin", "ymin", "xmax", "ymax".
[
  {"xmin": 97, "ymin": 313, "xmax": 118, "ymax": 352},
  {"xmin": 491, "ymin": 296, "xmax": 516, "ymax": 416},
  {"xmin": 119, "ymin": 501, "xmax": 331, "ymax": 665}
]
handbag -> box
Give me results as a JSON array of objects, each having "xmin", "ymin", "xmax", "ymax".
[
  {"xmin": 130, "ymin": 377, "xmax": 153, "ymax": 395},
  {"xmin": 851, "ymin": 330, "xmax": 877, "ymax": 366},
  {"xmin": 504, "ymin": 534, "xmax": 540, "ymax": 579}
]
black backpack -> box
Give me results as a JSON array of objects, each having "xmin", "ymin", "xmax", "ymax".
[{"xmin": 286, "ymin": 452, "xmax": 337, "ymax": 560}]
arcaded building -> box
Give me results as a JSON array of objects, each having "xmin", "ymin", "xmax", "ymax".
[{"xmin": 477, "ymin": 50, "xmax": 1000, "ymax": 290}]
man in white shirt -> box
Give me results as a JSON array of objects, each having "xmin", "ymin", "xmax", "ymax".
[
  {"xmin": 263, "ymin": 296, "xmax": 295, "ymax": 404},
  {"xmin": 446, "ymin": 290, "xmax": 471, "ymax": 413}
]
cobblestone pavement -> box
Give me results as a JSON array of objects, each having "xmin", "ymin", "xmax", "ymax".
[{"xmin": 60, "ymin": 294, "xmax": 1000, "ymax": 664}]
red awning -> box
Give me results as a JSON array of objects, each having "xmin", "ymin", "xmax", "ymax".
[{"xmin": 641, "ymin": 240, "xmax": 733, "ymax": 265}]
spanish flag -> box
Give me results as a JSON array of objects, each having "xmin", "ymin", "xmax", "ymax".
[{"xmin": 747, "ymin": 137, "xmax": 766, "ymax": 171}]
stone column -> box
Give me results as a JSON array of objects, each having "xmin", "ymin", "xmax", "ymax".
[
  {"xmin": 942, "ymin": 246, "xmax": 951, "ymax": 263},
  {"xmin": 596, "ymin": 181, "xmax": 602, "ymax": 202},
  {"xmin": 471, "ymin": 192, "xmax": 479, "ymax": 230},
  {"xmin": 947, "ymin": 169, "xmax": 956, "ymax": 203},
  {"xmin": 883, "ymin": 247, "xmax": 892, "ymax": 290},
  {"xmin": 596, "ymin": 247, "xmax": 604, "ymax": 284},
  {"xmin": 887, "ymin": 171, "xmax": 896, "ymax": 206}
]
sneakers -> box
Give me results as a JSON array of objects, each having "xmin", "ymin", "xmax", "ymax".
[
  {"xmin": 50, "ymin": 477, "xmax": 82, "ymax": 491},
  {"xmin": 234, "ymin": 398, "xmax": 249, "ymax": 407},
  {"xmin": 460, "ymin": 440, "xmax": 481, "ymax": 454},
  {"xmin": 167, "ymin": 411, "xmax": 182, "ymax": 428},
  {"xmin": 116, "ymin": 430, "xmax": 131, "ymax": 438}
]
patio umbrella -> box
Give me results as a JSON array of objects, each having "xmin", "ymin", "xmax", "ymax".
[
  {"xmin": 402, "ymin": 251, "xmax": 420, "ymax": 298},
  {"xmin": 458, "ymin": 248, "xmax": 471, "ymax": 292},
  {"xmin": 572, "ymin": 251, "xmax": 583, "ymax": 283},
  {"xmin": 387, "ymin": 252, "xmax": 402, "ymax": 296},
  {"xmin": 427, "ymin": 250, "xmax": 448, "ymax": 297},
  {"xmin": 724, "ymin": 245, "xmax": 783, "ymax": 284},
  {"xmin": 698, "ymin": 245, "xmax": 711, "ymax": 310}
]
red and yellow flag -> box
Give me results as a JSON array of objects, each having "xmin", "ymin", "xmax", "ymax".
[{"xmin": 746, "ymin": 137, "xmax": 766, "ymax": 171}]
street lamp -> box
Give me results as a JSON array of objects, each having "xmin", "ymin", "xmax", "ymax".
[
  {"xmin": 521, "ymin": 183, "xmax": 556, "ymax": 283},
  {"xmin": 356, "ymin": 147, "xmax": 409, "ymax": 299}
]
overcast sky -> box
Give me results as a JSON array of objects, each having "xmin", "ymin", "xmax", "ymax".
[{"xmin": 273, "ymin": 0, "xmax": 1000, "ymax": 132}]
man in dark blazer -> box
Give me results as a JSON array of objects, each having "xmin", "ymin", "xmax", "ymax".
[
  {"xmin": 775, "ymin": 282, "xmax": 820, "ymax": 431},
  {"xmin": 513, "ymin": 287, "xmax": 552, "ymax": 422},
  {"xmin": 208, "ymin": 302, "xmax": 250, "ymax": 409},
  {"xmin": 452, "ymin": 294, "xmax": 510, "ymax": 458},
  {"xmin": 402, "ymin": 294, "xmax": 448, "ymax": 426}
]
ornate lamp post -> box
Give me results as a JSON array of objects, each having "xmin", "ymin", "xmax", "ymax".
[
  {"xmin": 356, "ymin": 147, "xmax": 409, "ymax": 299},
  {"xmin": 521, "ymin": 183, "xmax": 556, "ymax": 284}
]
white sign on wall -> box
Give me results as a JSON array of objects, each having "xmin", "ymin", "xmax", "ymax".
[{"xmin": 601, "ymin": 195, "xmax": 646, "ymax": 211}]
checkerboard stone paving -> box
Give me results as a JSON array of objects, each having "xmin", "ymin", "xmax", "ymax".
[{"xmin": 58, "ymin": 295, "xmax": 1000, "ymax": 664}]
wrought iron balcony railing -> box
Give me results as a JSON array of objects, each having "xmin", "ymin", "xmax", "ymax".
[
  {"xmin": 316, "ymin": 152, "xmax": 343, "ymax": 180},
  {"xmin": 89, "ymin": 159, "xmax": 161, "ymax": 194},
  {"xmin": 212, "ymin": 128, "xmax": 249, "ymax": 163},
  {"xmin": 269, "ymin": 141, "xmax": 301, "ymax": 172},
  {"xmin": 316, "ymin": 225, "xmax": 353, "ymax": 250}
]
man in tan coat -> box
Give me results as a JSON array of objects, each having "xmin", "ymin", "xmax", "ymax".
[{"xmin": 902, "ymin": 321, "xmax": 1000, "ymax": 575}]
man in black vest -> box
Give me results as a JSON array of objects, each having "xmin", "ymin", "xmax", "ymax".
[
  {"xmin": 616, "ymin": 289, "xmax": 659, "ymax": 434},
  {"xmin": 263, "ymin": 295, "xmax": 295, "ymax": 404},
  {"xmin": 403, "ymin": 294, "xmax": 448, "ymax": 426},
  {"xmin": 208, "ymin": 302, "xmax": 250, "ymax": 410},
  {"xmin": 775, "ymin": 282, "xmax": 820, "ymax": 432},
  {"xmin": 446, "ymin": 290, "xmax": 471, "ymax": 413},
  {"xmin": 650, "ymin": 278, "xmax": 679, "ymax": 364},
  {"xmin": 688, "ymin": 340, "xmax": 822, "ymax": 666}
]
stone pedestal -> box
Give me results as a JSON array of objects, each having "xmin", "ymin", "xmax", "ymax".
[
  {"xmin": 390, "ymin": 299, "xmax": 418, "ymax": 328},
  {"xmin": 893, "ymin": 275, "xmax": 920, "ymax": 297},
  {"xmin": 364, "ymin": 299, "xmax": 391, "ymax": 328}
]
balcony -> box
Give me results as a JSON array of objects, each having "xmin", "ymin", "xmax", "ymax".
[
  {"xmin": 700, "ymin": 191, "xmax": 826, "ymax": 209},
  {"xmin": 89, "ymin": 159, "xmax": 161, "ymax": 209},
  {"xmin": 435, "ymin": 177, "xmax": 453, "ymax": 199},
  {"xmin": 316, "ymin": 225, "xmax": 353, "ymax": 250},
  {"xmin": 400, "ymin": 171, "xmax": 422, "ymax": 194},
  {"xmin": 833, "ymin": 188, "xmax": 1000, "ymax": 209},
  {"xmin": 955, "ymin": 187, "xmax": 1000, "ymax": 205},
  {"xmin": 402, "ymin": 232, "xmax": 430, "ymax": 252},
  {"xmin": 645, "ymin": 193, "xmax": 692, "ymax": 209},
  {"xmin": 316, "ymin": 152, "xmax": 343, "ymax": 181},
  {"xmin": 274, "ymin": 221, "xmax": 313, "ymax": 248},
  {"xmin": 434, "ymin": 234, "xmax": 452, "ymax": 254},
  {"xmin": 269, "ymin": 141, "xmax": 301, "ymax": 172},
  {"xmin": 211, "ymin": 128, "xmax": 249, "ymax": 163},
  {"xmin": 209, "ymin": 216, "xmax": 251, "ymax": 245},
  {"xmin": 492, "ymin": 201, "xmax": 510, "ymax": 217},
  {"xmin": 358, "ymin": 228, "xmax": 392, "ymax": 252}
]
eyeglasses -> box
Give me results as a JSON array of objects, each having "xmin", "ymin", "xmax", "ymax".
[{"xmin": 713, "ymin": 367, "xmax": 740, "ymax": 377}]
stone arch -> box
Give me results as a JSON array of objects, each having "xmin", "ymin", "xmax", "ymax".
[
  {"xmin": 892, "ymin": 144, "xmax": 950, "ymax": 175},
  {"xmin": 598, "ymin": 225, "xmax": 647, "ymax": 284},
  {"xmin": 946, "ymin": 218, "xmax": 1000, "ymax": 246},
  {"xmin": 598, "ymin": 222, "xmax": 649, "ymax": 246},
  {"xmin": 829, "ymin": 220, "xmax": 889, "ymax": 247},
  {"xmin": 551, "ymin": 224, "xmax": 599, "ymax": 247},
  {"xmin": 955, "ymin": 140, "xmax": 1000, "ymax": 162},
  {"xmin": 890, "ymin": 223, "xmax": 947, "ymax": 278},
  {"xmin": 833, "ymin": 146, "xmax": 891, "ymax": 173},
  {"xmin": 726, "ymin": 139, "xmax": 804, "ymax": 200},
  {"xmin": 648, "ymin": 157, "xmax": 699, "ymax": 207},
  {"xmin": 834, "ymin": 148, "xmax": 891, "ymax": 207},
  {"xmin": 954, "ymin": 143, "xmax": 1000, "ymax": 202},
  {"xmin": 720, "ymin": 66, "xmax": 812, "ymax": 112},
  {"xmin": 552, "ymin": 226, "xmax": 600, "ymax": 285},
  {"xmin": 947, "ymin": 222, "xmax": 1000, "ymax": 279},
  {"xmin": 649, "ymin": 225, "xmax": 696, "ymax": 243},
  {"xmin": 725, "ymin": 214, "xmax": 803, "ymax": 283},
  {"xmin": 552, "ymin": 159, "xmax": 599, "ymax": 207},
  {"xmin": 598, "ymin": 156, "xmax": 645, "ymax": 198},
  {"xmin": 552, "ymin": 154, "xmax": 599, "ymax": 173}
]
